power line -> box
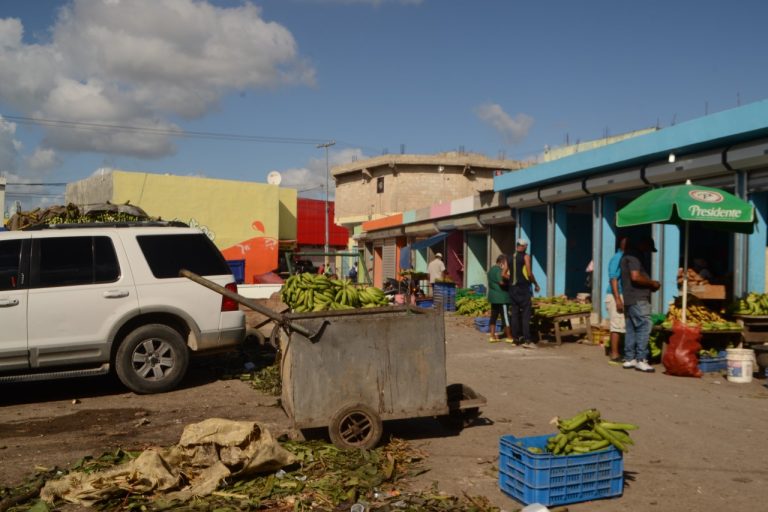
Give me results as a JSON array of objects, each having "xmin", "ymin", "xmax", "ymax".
[
  {"xmin": 5, "ymin": 192, "xmax": 64, "ymax": 198},
  {"xmin": 5, "ymin": 182, "xmax": 67, "ymax": 186},
  {"xmin": 2, "ymin": 113, "xmax": 387, "ymax": 154},
  {"xmin": 2, "ymin": 114, "xmax": 328, "ymax": 146}
]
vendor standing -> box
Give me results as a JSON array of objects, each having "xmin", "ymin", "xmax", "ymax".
[
  {"xmin": 487, "ymin": 254, "xmax": 513, "ymax": 343},
  {"xmin": 605, "ymin": 236, "xmax": 627, "ymax": 364},
  {"xmin": 508, "ymin": 239, "xmax": 541, "ymax": 348},
  {"xmin": 620, "ymin": 237, "xmax": 660, "ymax": 373},
  {"xmin": 428, "ymin": 252, "xmax": 446, "ymax": 284}
]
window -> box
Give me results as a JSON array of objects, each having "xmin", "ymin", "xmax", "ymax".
[
  {"xmin": 137, "ymin": 234, "xmax": 230, "ymax": 278},
  {"xmin": 34, "ymin": 236, "xmax": 119, "ymax": 288},
  {"xmin": 377, "ymin": 176, "xmax": 384, "ymax": 194},
  {"xmin": 0, "ymin": 240, "xmax": 22, "ymax": 291}
]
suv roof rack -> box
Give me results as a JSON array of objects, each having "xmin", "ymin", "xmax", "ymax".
[{"xmin": 22, "ymin": 221, "xmax": 190, "ymax": 231}]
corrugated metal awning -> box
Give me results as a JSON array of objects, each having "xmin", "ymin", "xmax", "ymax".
[
  {"xmin": 436, "ymin": 215, "xmax": 482, "ymax": 231},
  {"xmin": 360, "ymin": 226, "xmax": 404, "ymax": 240}
]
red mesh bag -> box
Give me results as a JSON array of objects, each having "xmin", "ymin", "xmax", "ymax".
[{"xmin": 662, "ymin": 320, "xmax": 703, "ymax": 377}]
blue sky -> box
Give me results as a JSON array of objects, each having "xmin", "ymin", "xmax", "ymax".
[{"xmin": 2, "ymin": 0, "xmax": 768, "ymax": 210}]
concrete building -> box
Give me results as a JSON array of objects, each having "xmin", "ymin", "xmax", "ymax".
[
  {"xmin": 66, "ymin": 170, "xmax": 297, "ymax": 283},
  {"xmin": 542, "ymin": 128, "xmax": 657, "ymax": 162},
  {"xmin": 494, "ymin": 99, "xmax": 768, "ymax": 318},
  {"xmin": 332, "ymin": 152, "xmax": 527, "ymax": 227}
]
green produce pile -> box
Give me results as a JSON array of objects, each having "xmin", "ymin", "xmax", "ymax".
[
  {"xmin": 5, "ymin": 203, "xmax": 153, "ymax": 230},
  {"xmin": 0, "ymin": 440, "xmax": 499, "ymax": 512},
  {"xmin": 534, "ymin": 409, "xmax": 637, "ymax": 456},
  {"xmin": 455, "ymin": 296, "xmax": 491, "ymax": 316},
  {"xmin": 662, "ymin": 303, "xmax": 740, "ymax": 331},
  {"xmin": 534, "ymin": 296, "xmax": 592, "ymax": 318},
  {"xmin": 731, "ymin": 292, "xmax": 768, "ymax": 316},
  {"xmin": 281, "ymin": 273, "xmax": 389, "ymax": 312},
  {"xmin": 698, "ymin": 347, "xmax": 727, "ymax": 359}
]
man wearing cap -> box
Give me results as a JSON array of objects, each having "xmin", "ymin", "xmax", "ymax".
[
  {"xmin": 507, "ymin": 238, "xmax": 541, "ymax": 348},
  {"xmin": 620, "ymin": 236, "xmax": 661, "ymax": 373},
  {"xmin": 428, "ymin": 252, "xmax": 446, "ymax": 284}
]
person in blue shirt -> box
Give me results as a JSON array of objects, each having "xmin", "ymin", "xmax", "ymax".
[{"xmin": 605, "ymin": 236, "xmax": 627, "ymax": 363}]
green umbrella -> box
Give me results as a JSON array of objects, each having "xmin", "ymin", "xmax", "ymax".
[{"xmin": 616, "ymin": 180, "xmax": 755, "ymax": 322}]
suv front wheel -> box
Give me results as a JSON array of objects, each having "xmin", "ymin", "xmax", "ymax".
[{"xmin": 115, "ymin": 324, "xmax": 190, "ymax": 394}]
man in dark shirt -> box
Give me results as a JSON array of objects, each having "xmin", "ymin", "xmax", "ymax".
[
  {"xmin": 507, "ymin": 238, "xmax": 541, "ymax": 348},
  {"xmin": 620, "ymin": 237, "xmax": 661, "ymax": 373}
]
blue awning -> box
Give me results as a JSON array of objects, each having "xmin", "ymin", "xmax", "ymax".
[{"xmin": 411, "ymin": 231, "xmax": 449, "ymax": 251}]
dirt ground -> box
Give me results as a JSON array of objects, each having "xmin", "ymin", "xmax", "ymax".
[{"xmin": 2, "ymin": 314, "xmax": 767, "ymax": 511}]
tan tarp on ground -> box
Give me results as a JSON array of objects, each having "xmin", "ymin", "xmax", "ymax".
[{"xmin": 40, "ymin": 418, "xmax": 296, "ymax": 506}]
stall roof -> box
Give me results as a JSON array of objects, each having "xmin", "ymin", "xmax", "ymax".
[
  {"xmin": 494, "ymin": 99, "xmax": 768, "ymax": 193},
  {"xmin": 411, "ymin": 231, "xmax": 450, "ymax": 250}
]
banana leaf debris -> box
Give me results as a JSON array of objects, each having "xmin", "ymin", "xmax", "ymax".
[{"xmin": 1, "ymin": 420, "xmax": 499, "ymax": 512}]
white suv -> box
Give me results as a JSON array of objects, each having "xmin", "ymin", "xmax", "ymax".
[{"xmin": 0, "ymin": 223, "xmax": 245, "ymax": 393}]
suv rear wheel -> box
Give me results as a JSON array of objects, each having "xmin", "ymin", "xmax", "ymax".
[{"xmin": 115, "ymin": 324, "xmax": 189, "ymax": 394}]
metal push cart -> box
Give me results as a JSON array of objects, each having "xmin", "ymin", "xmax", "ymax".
[{"xmin": 182, "ymin": 270, "xmax": 486, "ymax": 450}]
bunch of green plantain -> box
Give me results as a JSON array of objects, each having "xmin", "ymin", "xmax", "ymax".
[
  {"xmin": 534, "ymin": 298, "xmax": 592, "ymax": 318},
  {"xmin": 541, "ymin": 408, "xmax": 637, "ymax": 455},
  {"xmin": 280, "ymin": 273, "xmax": 390, "ymax": 312},
  {"xmin": 731, "ymin": 292, "xmax": 768, "ymax": 316},
  {"xmin": 455, "ymin": 296, "xmax": 491, "ymax": 316}
]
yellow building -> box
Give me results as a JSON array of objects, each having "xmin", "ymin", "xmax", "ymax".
[{"xmin": 66, "ymin": 170, "xmax": 297, "ymax": 283}]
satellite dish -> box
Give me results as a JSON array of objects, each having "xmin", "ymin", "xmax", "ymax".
[{"xmin": 267, "ymin": 171, "xmax": 282, "ymax": 186}]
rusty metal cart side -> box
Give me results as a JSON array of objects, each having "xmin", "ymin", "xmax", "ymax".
[{"xmin": 182, "ymin": 270, "xmax": 486, "ymax": 450}]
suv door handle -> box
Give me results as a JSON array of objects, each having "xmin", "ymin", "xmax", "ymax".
[
  {"xmin": 0, "ymin": 298, "xmax": 20, "ymax": 307},
  {"xmin": 103, "ymin": 290, "xmax": 130, "ymax": 299}
]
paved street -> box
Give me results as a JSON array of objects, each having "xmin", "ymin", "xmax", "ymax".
[{"xmin": 406, "ymin": 315, "xmax": 768, "ymax": 511}]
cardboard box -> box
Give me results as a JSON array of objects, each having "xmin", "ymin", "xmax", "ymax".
[{"xmin": 687, "ymin": 284, "xmax": 725, "ymax": 300}]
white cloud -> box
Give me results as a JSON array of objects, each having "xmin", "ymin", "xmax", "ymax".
[
  {"xmin": 475, "ymin": 103, "xmax": 534, "ymax": 145},
  {"xmin": 280, "ymin": 147, "xmax": 366, "ymax": 199},
  {"xmin": 24, "ymin": 148, "xmax": 61, "ymax": 172},
  {"xmin": 0, "ymin": 0, "xmax": 315, "ymax": 159},
  {"xmin": 0, "ymin": 116, "xmax": 19, "ymax": 172}
]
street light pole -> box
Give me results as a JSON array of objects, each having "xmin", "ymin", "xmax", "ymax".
[{"xmin": 317, "ymin": 140, "xmax": 336, "ymax": 268}]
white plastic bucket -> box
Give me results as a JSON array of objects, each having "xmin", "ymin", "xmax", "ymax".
[{"xmin": 726, "ymin": 348, "xmax": 755, "ymax": 383}]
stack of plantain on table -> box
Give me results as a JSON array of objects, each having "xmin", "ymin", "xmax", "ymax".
[
  {"xmin": 538, "ymin": 408, "xmax": 637, "ymax": 455},
  {"xmin": 281, "ymin": 273, "xmax": 390, "ymax": 312}
]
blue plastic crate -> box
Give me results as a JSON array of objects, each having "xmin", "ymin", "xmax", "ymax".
[
  {"xmin": 499, "ymin": 433, "xmax": 623, "ymax": 507},
  {"xmin": 470, "ymin": 284, "xmax": 487, "ymax": 296},
  {"xmin": 474, "ymin": 317, "xmax": 502, "ymax": 333},
  {"xmin": 433, "ymin": 285, "xmax": 456, "ymax": 311},
  {"xmin": 698, "ymin": 356, "xmax": 727, "ymax": 373}
]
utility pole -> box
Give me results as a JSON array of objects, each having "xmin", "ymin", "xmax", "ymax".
[{"xmin": 317, "ymin": 140, "xmax": 336, "ymax": 268}]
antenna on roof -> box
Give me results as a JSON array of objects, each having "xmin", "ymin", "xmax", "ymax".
[
  {"xmin": 671, "ymin": 113, "xmax": 677, "ymax": 126},
  {"xmin": 400, "ymin": 144, "xmax": 405, "ymax": 154},
  {"xmin": 737, "ymin": 92, "xmax": 741, "ymax": 106}
]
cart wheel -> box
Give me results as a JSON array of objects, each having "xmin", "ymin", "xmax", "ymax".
[{"xmin": 328, "ymin": 403, "xmax": 383, "ymax": 450}]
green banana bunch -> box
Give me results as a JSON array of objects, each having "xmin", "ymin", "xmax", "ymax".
[
  {"xmin": 281, "ymin": 273, "xmax": 389, "ymax": 312},
  {"xmin": 732, "ymin": 292, "xmax": 768, "ymax": 316},
  {"xmin": 358, "ymin": 286, "xmax": 390, "ymax": 307},
  {"xmin": 541, "ymin": 408, "xmax": 638, "ymax": 456},
  {"xmin": 456, "ymin": 296, "xmax": 491, "ymax": 316}
]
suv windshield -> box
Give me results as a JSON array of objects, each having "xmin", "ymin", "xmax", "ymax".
[{"xmin": 137, "ymin": 234, "xmax": 230, "ymax": 278}]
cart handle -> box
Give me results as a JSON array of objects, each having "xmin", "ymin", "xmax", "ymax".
[{"xmin": 179, "ymin": 269, "xmax": 313, "ymax": 338}]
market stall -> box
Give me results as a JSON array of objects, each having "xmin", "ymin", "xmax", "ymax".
[{"xmin": 533, "ymin": 297, "xmax": 593, "ymax": 345}]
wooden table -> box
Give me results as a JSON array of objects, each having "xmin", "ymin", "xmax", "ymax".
[
  {"xmin": 734, "ymin": 315, "xmax": 768, "ymax": 345},
  {"xmin": 536, "ymin": 312, "xmax": 593, "ymax": 346}
]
